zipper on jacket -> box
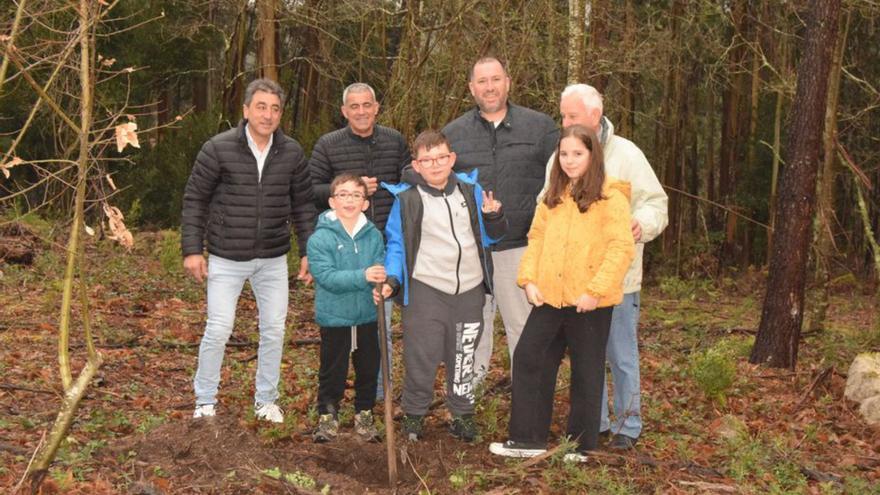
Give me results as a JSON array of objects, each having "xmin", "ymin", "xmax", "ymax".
[
  {"xmin": 255, "ymin": 147, "xmax": 279, "ymax": 253},
  {"xmin": 443, "ymin": 192, "xmax": 463, "ymax": 294}
]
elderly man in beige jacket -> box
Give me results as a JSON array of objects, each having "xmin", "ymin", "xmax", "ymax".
[{"xmin": 536, "ymin": 83, "xmax": 668, "ymax": 450}]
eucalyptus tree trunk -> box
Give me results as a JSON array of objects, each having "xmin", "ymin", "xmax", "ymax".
[
  {"xmin": 257, "ymin": 0, "xmax": 279, "ymax": 81},
  {"xmin": 751, "ymin": 0, "xmax": 842, "ymax": 369},
  {"xmin": 221, "ymin": 0, "xmax": 252, "ymax": 127},
  {"xmin": 809, "ymin": 10, "xmax": 850, "ymax": 332},
  {"xmin": 567, "ymin": 0, "xmax": 585, "ymax": 84}
]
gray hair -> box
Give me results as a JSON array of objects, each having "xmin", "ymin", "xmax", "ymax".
[
  {"xmin": 244, "ymin": 78, "xmax": 285, "ymax": 106},
  {"xmin": 342, "ymin": 83, "xmax": 376, "ymax": 105},
  {"xmin": 561, "ymin": 84, "xmax": 603, "ymax": 114}
]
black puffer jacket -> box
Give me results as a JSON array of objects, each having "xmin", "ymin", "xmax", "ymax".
[
  {"xmin": 308, "ymin": 125, "xmax": 411, "ymax": 232},
  {"xmin": 181, "ymin": 121, "xmax": 317, "ymax": 261},
  {"xmin": 442, "ymin": 103, "xmax": 558, "ymax": 250}
]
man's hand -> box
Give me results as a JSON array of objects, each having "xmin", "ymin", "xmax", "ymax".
[
  {"xmin": 631, "ymin": 219, "xmax": 642, "ymax": 242},
  {"xmin": 297, "ymin": 256, "xmax": 313, "ymax": 284},
  {"xmin": 524, "ymin": 283, "xmax": 544, "ymax": 307},
  {"xmin": 481, "ymin": 190, "xmax": 502, "ymax": 214},
  {"xmin": 364, "ymin": 265, "xmax": 386, "ymax": 284},
  {"xmin": 575, "ymin": 293, "xmax": 599, "ymax": 313},
  {"xmin": 372, "ymin": 283, "xmax": 393, "ymax": 304},
  {"xmin": 183, "ymin": 254, "xmax": 208, "ymax": 283},
  {"xmin": 361, "ymin": 176, "xmax": 379, "ymax": 196}
]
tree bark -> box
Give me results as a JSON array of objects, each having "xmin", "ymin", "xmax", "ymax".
[
  {"xmin": 221, "ymin": 0, "xmax": 252, "ymax": 127},
  {"xmin": 257, "ymin": 0, "xmax": 279, "ymax": 82},
  {"xmin": 809, "ymin": 10, "xmax": 850, "ymax": 332},
  {"xmin": 750, "ymin": 0, "xmax": 842, "ymax": 369},
  {"xmin": 567, "ymin": 0, "xmax": 584, "ymax": 85}
]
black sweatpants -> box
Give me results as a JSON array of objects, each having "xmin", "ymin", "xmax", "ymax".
[
  {"xmin": 317, "ymin": 322, "xmax": 380, "ymax": 415},
  {"xmin": 401, "ymin": 279, "xmax": 485, "ymax": 416},
  {"xmin": 508, "ymin": 305, "xmax": 613, "ymax": 452}
]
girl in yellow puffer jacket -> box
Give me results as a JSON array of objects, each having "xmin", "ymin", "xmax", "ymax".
[{"xmin": 490, "ymin": 124, "xmax": 635, "ymax": 461}]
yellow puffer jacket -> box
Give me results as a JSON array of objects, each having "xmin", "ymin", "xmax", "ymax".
[{"xmin": 517, "ymin": 179, "xmax": 636, "ymax": 309}]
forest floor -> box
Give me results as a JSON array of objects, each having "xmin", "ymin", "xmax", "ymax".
[{"xmin": 1, "ymin": 228, "xmax": 879, "ymax": 494}]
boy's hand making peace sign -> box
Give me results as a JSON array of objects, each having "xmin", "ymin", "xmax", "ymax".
[{"xmin": 481, "ymin": 190, "xmax": 502, "ymax": 214}]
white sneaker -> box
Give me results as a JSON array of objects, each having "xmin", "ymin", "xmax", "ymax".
[
  {"xmin": 193, "ymin": 404, "xmax": 216, "ymax": 419},
  {"xmin": 563, "ymin": 452, "xmax": 588, "ymax": 463},
  {"xmin": 489, "ymin": 441, "xmax": 547, "ymax": 458},
  {"xmin": 254, "ymin": 402, "xmax": 284, "ymax": 423}
]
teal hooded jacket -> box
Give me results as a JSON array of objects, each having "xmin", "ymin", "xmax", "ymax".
[{"xmin": 306, "ymin": 210, "xmax": 385, "ymax": 327}]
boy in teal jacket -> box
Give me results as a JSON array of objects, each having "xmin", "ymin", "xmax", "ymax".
[{"xmin": 307, "ymin": 174, "xmax": 386, "ymax": 442}]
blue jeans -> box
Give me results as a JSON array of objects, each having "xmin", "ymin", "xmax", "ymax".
[
  {"xmin": 600, "ymin": 292, "xmax": 642, "ymax": 438},
  {"xmin": 193, "ymin": 254, "xmax": 288, "ymax": 406},
  {"xmin": 376, "ymin": 298, "xmax": 393, "ymax": 400}
]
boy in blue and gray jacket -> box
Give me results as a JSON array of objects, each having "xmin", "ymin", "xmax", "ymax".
[
  {"xmin": 307, "ymin": 174, "xmax": 386, "ymax": 443},
  {"xmin": 376, "ymin": 129, "xmax": 507, "ymax": 442}
]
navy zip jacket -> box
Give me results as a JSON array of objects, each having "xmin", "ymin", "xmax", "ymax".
[{"xmin": 442, "ymin": 103, "xmax": 558, "ymax": 251}]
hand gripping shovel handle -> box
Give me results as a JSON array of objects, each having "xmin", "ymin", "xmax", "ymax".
[{"xmin": 375, "ymin": 282, "xmax": 398, "ymax": 488}]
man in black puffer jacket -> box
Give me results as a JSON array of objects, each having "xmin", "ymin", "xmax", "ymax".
[
  {"xmin": 181, "ymin": 78, "xmax": 317, "ymax": 424},
  {"xmin": 309, "ymin": 82, "xmax": 410, "ymax": 401},
  {"xmin": 308, "ymin": 82, "xmax": 410, "ymax": 232},
  {"xmin": 443, "ymin": 57, "xmax": 559, "ymax": 387}
]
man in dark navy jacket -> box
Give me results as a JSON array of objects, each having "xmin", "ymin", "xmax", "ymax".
[
  {"xmin": 443, "ymin": 57, "xmax": 558, "ymax": 385},
  {"xmin": 182, "ymin": 78, "xmax": 317, "ymax": 423}
]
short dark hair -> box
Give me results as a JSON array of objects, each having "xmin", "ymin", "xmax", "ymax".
[
  {"xmin": 411, "ymin": 129, "xmax": 450, "ymax": 157},
  {"xmin": 244, "ymin": 78, "xmax": 285, "ymax": 106},
  {"xmin": 330, "ymin": 173, "xmax": 367, "ymax": 196},
  {"xmin": 468, "ymin": 56, "xmax": 509, "ymax": 81},
  {"xmin": 544, "ymin": 125, "xmax": 606, "ymax": 213}
]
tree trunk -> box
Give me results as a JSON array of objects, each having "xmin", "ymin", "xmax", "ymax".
[
  {"xmin": 808, "ymin": 10, "xmax": 850, "ymax": 332},
  {"xmin": 588, "ymin": 0, "xmax": 608, "ymax": 92},
  {"xmin": 257, "ymin": 0, "xmax": 278, "ymax": 82},
  {"xmin": 567, "ymin": 0, "xmax": 584, "ymax": 84},
  {"xmin": 618, "ymin": 0, "xmax": 636, "ymax": 137},
  {"xmin": 750, "ymin": 0, "xmax": 841, "ymax": 369},
  {"xmin": 221, "ymin": 0, "xmax": 252, "ymax": 127},
  {"xmin": 718, "ymin": 1, "xmax": 747, "ymax": 248}
]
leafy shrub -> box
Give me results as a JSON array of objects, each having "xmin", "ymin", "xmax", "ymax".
[
  {"xmin": 689, "ymin": 344, "xmax": 736, "ymax": 403},
  {"xmin": 156, "ymin": 230, "xmax": 182, "ymax": 275}
]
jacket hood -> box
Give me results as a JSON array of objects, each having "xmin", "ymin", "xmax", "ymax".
[{"xmin": 604, "ymin": 177, "xmax": 631, "ymax": 201}]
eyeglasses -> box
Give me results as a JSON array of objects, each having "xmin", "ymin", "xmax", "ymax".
[
  {"xmin": 333, "ymin": 192, "xmax": 366, "ymax": 201},
  {"xmin": 416, "ymin": 154, "xmax": 451, "ymax": 167}
]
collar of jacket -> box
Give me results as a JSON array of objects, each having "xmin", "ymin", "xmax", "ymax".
[
  {"xmin": 598, "ymin": 115, "xmax": 610, "ymax": 145},
  {"xmin": 471, "ymin": 101, "xmax": 523, "ymax": 129},
  {"xmin": 383, "ymin": 169, "xmax": 479, "ymax": 196},
  {"xmin": 236, "ymin": 119, "xmax": 285, "ymax": 148},
  {"xmin": 412, "ymin": 172, "xmax": 459, "ymax": 197},
  {"xmin": 345, "ymin": 126, "xmax": 377, "ymax": 144}
]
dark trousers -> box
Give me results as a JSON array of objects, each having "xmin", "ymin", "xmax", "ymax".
[
  {"xmin": 317, "ymin": 322, "xmax": 380, "ymax": 415},
  {"xmin": 401, "ymin": 279, "xmax": 485, "ymax": 416},
  {"xmin": 508, "ymin": 305, "xmax": 613, "ymax": 452}
]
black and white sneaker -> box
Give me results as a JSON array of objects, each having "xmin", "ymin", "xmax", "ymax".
[{"xmin": 489, "ymin": 440, "xmax": 547, "ymax": 458}]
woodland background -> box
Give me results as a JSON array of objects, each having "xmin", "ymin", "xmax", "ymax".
[{"xmin": 1, "ymin": 0, "xmax": 880, "ymax": 493}]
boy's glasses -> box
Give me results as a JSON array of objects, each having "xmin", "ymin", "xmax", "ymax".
[
  {"xmin": 416, "ymin": 154, "xmax": 451, "ymax": 167},
  {"xmin": 333, "ymin": 192, "xmax": 365, "ymax": 201}
]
